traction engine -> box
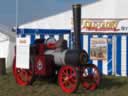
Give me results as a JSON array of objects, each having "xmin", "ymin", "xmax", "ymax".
[{"xmin": 13, "ymin": 4, "xmax": 101, "ymax": 93}]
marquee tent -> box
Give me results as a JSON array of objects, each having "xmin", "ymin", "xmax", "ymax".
[{"xmin": 0, "ymin": 24, "xmax": 15, "ymax": 71}]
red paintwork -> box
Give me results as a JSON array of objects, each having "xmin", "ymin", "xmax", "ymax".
[
  {"xmin": 47, "ymin": 43, "xmax": 56, "ymax": 49},
  {"xmin": 13, "ymin": 57, "xmax": 33, "ymax": 86},
  {"xmin": 58, "ymin": 65, "xmax": 79, "ymax": 93},
  {"xmin": 80, "ymin": 64, "xmax": 101, "ymax": 91},
  {"xmin": 34, "ymin": 55, "xmax": 55, "ymax": 76},
  {"xmin": 34, "ymin": 44, "xmax": 55, "ymax": 76},
  {"xmin": 34, "ymin": 56, "xmax": 46, "ymax": 75},
  {"xmin": 36, "ymin": 44, "xmax": 46, "ymax": 55}
]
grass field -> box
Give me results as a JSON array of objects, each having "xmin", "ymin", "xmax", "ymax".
[{"xmin": 0, "ymin": 73, "xmax": 128, "ymax": 96}]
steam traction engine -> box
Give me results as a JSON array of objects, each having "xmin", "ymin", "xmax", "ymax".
[{"xmin": 13, "ymin": 4, "xmax": 101, "ymax": 93}]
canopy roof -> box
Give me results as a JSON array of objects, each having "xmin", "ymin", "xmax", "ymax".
[{"xmin": 17, "ymin": 28, "xmax": 71, "ymax": 35}]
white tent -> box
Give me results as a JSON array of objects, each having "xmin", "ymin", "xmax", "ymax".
[
  {"xmin": 17, "ymin": 0, "xmax": 108, "ymax": 29},
  {"xmin": 19, "ymin": 0, "xmax": 128, "ymax": 30},
  {"xmin": 17, "ymin": 0, "xmax": 128, "ymax": 76},
  {"xmin": 0, "ymin": 24, "xmax": 16, "ymax": 71}
]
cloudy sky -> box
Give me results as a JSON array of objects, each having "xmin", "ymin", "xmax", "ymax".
[{"xmin": 0, "ymin": 0, "xmax": 96, "ymax": 28}]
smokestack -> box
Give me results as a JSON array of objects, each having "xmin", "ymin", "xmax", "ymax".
[{"xmin": 72, "ymin": 4, "xmax": 81, "ymax": 49}]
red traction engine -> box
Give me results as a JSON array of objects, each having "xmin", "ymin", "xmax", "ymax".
[{"xmin": 13, "ymin": 4, "xmax": 101, "ymax": 93}]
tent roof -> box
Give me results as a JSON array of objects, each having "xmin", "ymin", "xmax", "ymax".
[
  {"xmin": 19, "ymin": 10, "xmax": 72, "ymax": 30},
  {"xmin": 17, "ymin": 0, "xmax": 120, "ymax": 32},
  {"xmin": 19, "ymin": 0, "xmax": 115, "ymax": 31}
]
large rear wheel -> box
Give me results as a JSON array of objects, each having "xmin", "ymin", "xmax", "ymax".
[
  {"xmin": 13, "ymin": 57, "xmax": 34, "ymax": 86},
  {"xmin": 58, "ymin": 65, "xmax": 79, "ymax": 93},
  {"xmin": 81, "ymin": 64, "xmax": 101, "ymax": 91}
]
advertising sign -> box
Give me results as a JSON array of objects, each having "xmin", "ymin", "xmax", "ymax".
[
  {"xmin": 16, "ymin": 36, "xmax": 30, "ymax": 69},
  {"xmin": 90, "ymin": 38, "xmax": 107, "ymax": 60},
  {"xmin": 81, "ymin": 19, "xmax": 128, "ymax": 33}
]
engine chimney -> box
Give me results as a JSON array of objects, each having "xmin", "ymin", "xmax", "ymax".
[{"xmin": 72, "ymin": 4, "xmax": 81, "ymax": 49}]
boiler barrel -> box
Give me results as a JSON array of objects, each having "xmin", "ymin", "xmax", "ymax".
[
  {"xmin": 45, "ymin": 50, "xmax": 67, "ymax": 66},
  {"xmin": 45, "ymin": 49, "xmax": 88, "ymax": 66},
  {"xmin": 65, "ymin": 49, "xmax": 87, "ymax": 66}
]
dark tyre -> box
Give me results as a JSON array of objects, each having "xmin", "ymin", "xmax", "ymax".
[{"xmin": 58, "ymin": 65, "xmax": 80, "ymax": 93}]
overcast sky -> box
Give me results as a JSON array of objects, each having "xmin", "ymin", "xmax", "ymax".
[{"xmin": 0, "ymin": 0, "xmax": 96, "ymax": 28}]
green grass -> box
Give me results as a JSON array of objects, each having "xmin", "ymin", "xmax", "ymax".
[{"xmin": 0, "ymin": 73, "xmax": 128, "ymax": 96}]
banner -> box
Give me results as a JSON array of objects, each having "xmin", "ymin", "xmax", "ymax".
[
  {"xmin": 90, "ymin": 38, "xmax": 107, "ymax": 60},
  {"xmin": 81, "ymin": 19, "xmax": 128, "ymax": 33},
  {"xmin": 16, "ymin": 36, "xmax": 30, "ymax": 69}
]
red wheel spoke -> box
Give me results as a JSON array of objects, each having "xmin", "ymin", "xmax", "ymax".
[
  {"xmin": 64, "ymin": 81, "xmax": 70, "ymax": 87},
  {"xmin": 67, "ymin": 80, "xmax": 74, "ymax": 87},
  {"xmin": 65, "ymin": 69, "xmax": 69, "ymax": 76},
  {"xmin": 69, "ymin": 77, "xmax": 77, "ymax": 85},
  {"xmin": 13, "ymin": 58, "xmax": 33, "ymax": 86},
  {"xmin": 62, "ymin": 71, "xmax": 67, "ymax": 77},
  {"xmin": 24, "ymin": 72, "xmax": 28, "ymax": 81},
  {"xmin": 58, "ymin": 65, "xmax": 79, "ymax": 93},
  {"xmin": 81, "ymin": 64, "xmax": 101, "ymax": 91},
  {"xmin": 68, "ymin": 73, "xmax": 76, "ymax": 82}
]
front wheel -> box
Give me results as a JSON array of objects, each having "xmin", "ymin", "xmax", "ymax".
[
  {"xmin": 13, "ymin": 57, "xmax": 34, "ymax": 86},
  {"xmin": 81, "ymin": 64, "xmax": 101, "ymax": 91},
  {"xmin": 58, "ymin": 65, "xmax": 79, "ymax": 93}
]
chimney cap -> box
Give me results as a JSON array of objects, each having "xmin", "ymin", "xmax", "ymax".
[{"xmin": 72, "ymin": 4, "xmax": 81, "ymax": 8}]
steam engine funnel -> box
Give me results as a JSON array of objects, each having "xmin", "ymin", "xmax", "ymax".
[{"xmin": 72, "ymin": 4, "xmax": 81, "ymax": 49}]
